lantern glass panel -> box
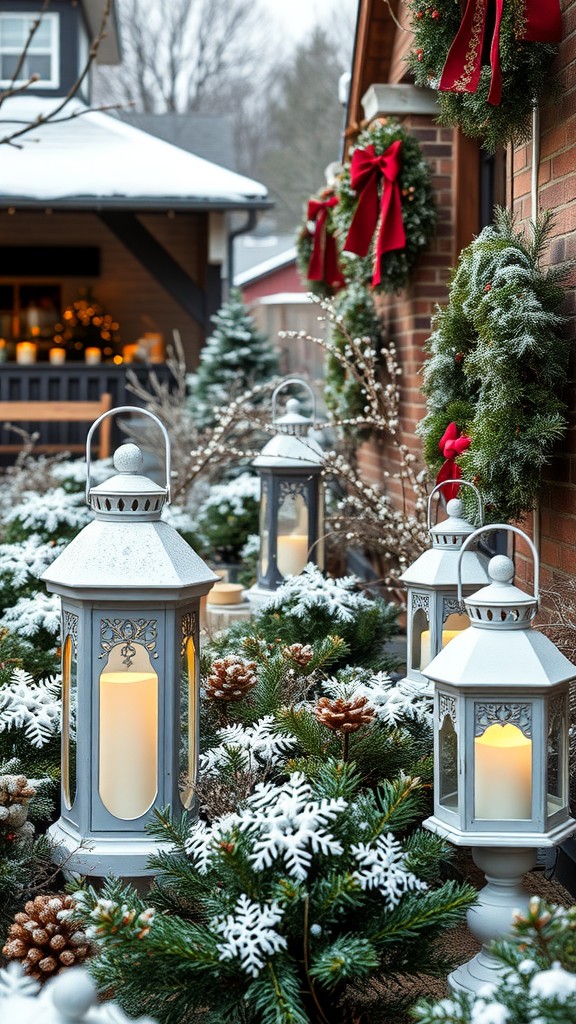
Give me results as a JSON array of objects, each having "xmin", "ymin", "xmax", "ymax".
[
  {"xmin": 99, "ymin": 643, "xmax": 158, "ymax": 820},
  {"xmin": 259, "ymin": 482, "xmax": 269, "ymax": 578},
  {"xmin": 62, "ymin": 635, "xmax": 77, "ymax": 811},
  {"xmin": 412, "ymin": 606, "xmax": 429, "ymax": 670},
  {"xmin": 474, "ymin": 722, "xmax": 532, "ymax": 820},
  {"xmin": 547, "ymin": 703, "xmax": 566, "ymax": 817},
  {"xmin": 439, "ymin": 712, "xmax": 458, "ymax": 811},
  {"xmin": 180, "ymin": 635, "xmax": 197, "ymax": 810},
  {"xmin": 277, "ymin": 487, "xmax": 309, "ymax": 577},
  {"xmin": 442, "ymin": 611, "xmax": 470, "ymax": 649}
]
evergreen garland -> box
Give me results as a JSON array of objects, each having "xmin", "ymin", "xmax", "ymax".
[
  {"xmin": 405, "ymin": 0, "xmax": 560, "ymax": 152},
  {"xmin": 332, "ymin": 119, "xmax": 436, "ymax": 294},
  {"xmin": 418, "ymin": 209, "xmax": 570, "ymax": 523},
  {"xmin": 324, "ymin": 284, "xmax": 385, "ymax": 442}
]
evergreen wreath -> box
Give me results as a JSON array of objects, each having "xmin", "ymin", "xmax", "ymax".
[
  {"xmin": 332, "ymin": 118, "xmax": 436, "ymax": 294},
  {"xmin": 296, "ymin": 184, "xmax": 345, "ymax": 297},
  {"xmin": 405, "ymin": 0, "xmax": 561, "ymax": 152},
  {"xmin": 418, "ymin": 209, "xmax": 570, "ymax": 524}
]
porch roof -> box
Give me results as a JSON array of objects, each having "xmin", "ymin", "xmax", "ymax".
[{"xmin": 0, "ymin": 98, "xmax": 270, "ymax": 212}]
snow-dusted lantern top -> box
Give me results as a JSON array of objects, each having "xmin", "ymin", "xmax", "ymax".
[
  {"xmin": 399, "ymin": 481, "xmax": 489, "ymax": 694},
  {"xmin": 41, "ymin": 407, "xmax": 218, "ymax": 877},
  {"xmin": 251, "ymin": 379, "xmax": 324, "ymax": 597},
  {"xmin": 422, "ymin": 524, "xmax": 576, "ymax": 848}
]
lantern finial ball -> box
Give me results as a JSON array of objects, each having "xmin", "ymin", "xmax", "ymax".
[
  {"xmin": 285, "ymin": 398, "xmax": 301, "ymax": 415},
  {"xmin": 113, "ymin": 443, "xmax": 144, "ymax": 474},
  {"xmin": 488, "ymin": 554, "xmax": 515, "ymax": 583},
  {"xmin": 446, "ymin": 497, "xmax": 462, "ymax": 517}
]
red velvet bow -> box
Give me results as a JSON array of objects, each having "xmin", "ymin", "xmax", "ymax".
[
  {"xmin": 343, "ymin": 139, "xmax": 406, "ymax": 287},
  {"xmin": 436, "ymin": 422, "xmax": 471, "ymax": 501},
  {"xmin": 439, "ymin": 0, "xmax": 562, "ymax": 106},
  {"xmin": 307, "ymin": 195, "xmax": 345, "ymax": 290}
]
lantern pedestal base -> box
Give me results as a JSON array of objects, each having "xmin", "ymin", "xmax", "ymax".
[
  {"xmin": 449, "ymin": 846, "xmax": 536, "ymax": 994},
  {"xmin": 48, "ymin": 818, "xmax": 173, "ymax": 879}
]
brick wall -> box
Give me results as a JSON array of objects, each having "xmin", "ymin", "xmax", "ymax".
[
  {"xmin": 357, "ymin": 117, "xmax": 457, "ymax": 514},
  {"xmin": 505, "ymin": 5, "xmax": 576, "ymax": 597}
]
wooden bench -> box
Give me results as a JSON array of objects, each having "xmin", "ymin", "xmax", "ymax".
[{"xmin": 0, "ymin": 393, "xmax": 113, "ymax": 457}]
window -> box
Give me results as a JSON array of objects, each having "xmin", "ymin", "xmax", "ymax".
[{"xmin": 0, "ymin": 12, "xmax": 59, "ymax": 88}]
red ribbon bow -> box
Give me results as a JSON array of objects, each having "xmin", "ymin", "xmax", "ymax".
[
  {"xmin": 439, "ymin": 0, "xmax": 562, "ymax": 106},
  {"xmin": 306, "ymin": 195, "xmax": 345, "ymax": 290},
  {"xmin": 436, "ymin": 422, "xmax": 471, "ymax": 501},
  {"xmin": 343, "ymin": 139, "xmax": 406, "ymax": 287}
]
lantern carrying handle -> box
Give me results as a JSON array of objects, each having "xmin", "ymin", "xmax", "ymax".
[
  {"xmin": 427, "ymin": 479, "xmax": 484, "ymax": 531},
  {"xmin": 85, "ymin": 406, "xmax": 172, "ymax": 505},
  {"xmin": 456, "ymin": 524, "xmax": 539, "ymax": 610},
  {"xmin": 272, "ymin": 379, "xmax": 316, "ymax": 425}
]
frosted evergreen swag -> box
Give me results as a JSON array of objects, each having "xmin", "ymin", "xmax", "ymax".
[
  {"xmin": 332, "ymin": 118, "xmax": 436, "ymax": 294},
  {"xmin": 324, "ymin": 284, "xmax": 385, "ymax": 442},
  {"xmin": 405, "ymin": 0, "xmax": 561, "ymax": 152},
  {"xmin": 296, "ymin": 184, "xmax": 344, "ymax": 297},
  {"xmin": 187, "ymin": 289, "xmax": 279, "ymax": 430},
  {"xmin": 418, "ymin": 209, "xmax": 570, "ymax": 524},
  {"xmin": 74, "ymin": 763, "xmax": 476, "ymax": 1024},
  {"xmin": 413, "ymin": 897, "xmax": 576, "ymax": 1024}
]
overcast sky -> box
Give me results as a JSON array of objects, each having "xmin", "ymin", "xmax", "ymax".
[{"xmin": 264, "ymin": 0, "xmax": 357, "ymax": 40}]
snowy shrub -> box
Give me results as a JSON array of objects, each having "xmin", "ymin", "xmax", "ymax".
[
  {"xmin": 195, "ymin": 472, "xmax": 260, "ymax": 563},
  {"xmin": 74, "ymin": 761, "xmax": 475, "ymax": 1023},
  {"xmin": 0, "ymin": 668, "xmax": 61, "ymax": 749},
  {"xmin": 1, "ymin": 592, "xmax": 61, "ymax": 640},
  {"xmin": 3, "ymin": 488, "xmax": 91, "ymax": 543},
  {"xmin": 413, "ymin": 898, "xmax": 576, "ymax": 1024}
]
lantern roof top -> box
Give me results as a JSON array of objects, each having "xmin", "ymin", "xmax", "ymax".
[
  {"xmin": 42, "ymin": 442, "xmax": 218, "ymax": 597},
  {"xmin": 253, "ymin": 399, "xmax": 324, "ymax": 469},
  {"xmin": 430, "ymin": 498, "xmax": 478, "ymax": 545},
  {"xmin": 463, "ymin": 554, "xmax": 537, "ymax": 628}
]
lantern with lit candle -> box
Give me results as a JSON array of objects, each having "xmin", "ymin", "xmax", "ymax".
[
  {"xmin": 422, "ymin": 524, "xmax": 576, "ymax": 993},
  {"xmin": 399, "ymin": 481, "xmax": 489, "ymax": 695},
  {"xmin": 249, "ymin": 380, "xmax": 324, "ymax": 602},
  {"xmin": 42, "ymin": 407, "xmax": 218, "ymax": 877}
]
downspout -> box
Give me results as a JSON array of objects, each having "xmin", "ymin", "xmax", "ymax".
[
  {"xmin": 531, "ymin": 102, "xmax": 541, "ymax": 558},
  {"xmin": 227, "ymin": 208, "xmax": 259, "ymax": 296}
]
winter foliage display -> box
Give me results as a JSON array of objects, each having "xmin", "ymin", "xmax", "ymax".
[
  {"xmin": 0, "ymin": 669, "xmax": 61, "ymax": 749},
  {"xmin": 413, "ymin": 897, "xmax": 576, "ymax": 1024},
  {"xmin": 405, "ymin": 0, "xmax": 561, "ymax": 152},
  {"xmin": 74, "ymin": 762, "xmax": 475, "ymax": 1024},
  {"xmin": 418, "ymin": 210, "xmax": 570, "ymax": 523}
]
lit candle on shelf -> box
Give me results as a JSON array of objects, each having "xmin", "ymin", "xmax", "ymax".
[
  {"xmin": 277, "ymin": 533, "xmax": 308, "ymax": 577},
  {"xmin": 16, "ymin": 342, "xmax": 37, "ymax": 364},
  {"xmin": 122, "ymin": 344, "xmax": 138, "ymax": 364},
  {"xmin": 99, "ymin": 669, "xmax": 158, "ymax": 820},
  {"xmin": 419, "ymin": 627, "xmax": 467, "ymax": 669},
  {"xmin": 474, "ymin": 723, "xmax": 532, "ymax": 819},
  {"xmin": 49, "ymin": 346, "xmax": 66, "ymax": 365},
  {"xmin": 85, "ymin": 347, "xmax": 102, "ymax": 365}
]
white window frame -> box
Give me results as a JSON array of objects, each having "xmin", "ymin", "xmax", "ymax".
[{"xmin": 0, "ymin": 12, "xmax": 60, "ymax": 89}]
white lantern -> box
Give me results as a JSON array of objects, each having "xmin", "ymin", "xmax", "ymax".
[
  {"xmin": 249, "ymin": 379, "xmax": 324, "ymax": 602},
  {"xmin": 42, "ymin": 408, "xmax": 218, "ymax": 877},
  {"xmin": 399, "ymin": 481, "xmax": 489, "ymax": 695},
  {"xmin": 422, "ymin": 524, "xmax": 576, "ymax": 992}
]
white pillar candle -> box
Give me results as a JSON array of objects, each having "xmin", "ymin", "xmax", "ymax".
[
  {"xmin": 474, "ymin": 722, "xmax": 532, "ymax": 819},
  {"xmin": 49, "ymin": 347, "xmax": 66, "ymax": 365},
  {"xmin": 277, "ymin": 533, "xmax": 308, "ymax": 577},
  {"xmin": 16, "ymin": 341, "xmax": 37, "ymax": 364},
  {"xmin": 419, "ymin": 628, "xmax": 464, "ymax": 669},
  {"xmin": 99, "ymin": 670, "xmax": 158, "ymax": 819},
  {"xmin": 85, "ymin": 347, "xmax": 102, "ymax": 364}
]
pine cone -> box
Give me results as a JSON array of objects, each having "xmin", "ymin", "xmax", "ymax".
[
  {"xmin": 3, "ymin": 893, "xmax": 92, "ymax": 981},
  {"xmin": 281, "ymin": 643, "xmax": 314, "ymax": 667},
  {"xmin": 206, "ymin": 656, "xmax": 258, "ymax": 701},
  {"xmin": 0, "ymin": 774, "xmax": 36, "ymax": 837},
  {"xmin": 315, "ymin": 695, "xmax": 375, "ymax": 733}
]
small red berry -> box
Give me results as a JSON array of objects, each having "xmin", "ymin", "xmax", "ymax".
[
  {"xmin": 455, "ymin": 352, "xmax": 464, "ymax": 363},
  {"xmin": 484, "ymin": 283, "xmax": 492, "ymax": 292},
  {"xmin": 416, "ymin": 48, "xmax": 424, "ymax": 61},
  {"xmin": 431, "ymin": 9, "xmax": 440, "ymax": 18},
  {"xmin": 416, "ymin": 9, "xmax": 424, "ymax": 18}
]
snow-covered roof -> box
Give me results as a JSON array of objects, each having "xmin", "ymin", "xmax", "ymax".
[
  {"xmin": 234, "ymin": 245, "xmax": 297, "ymax": 286},
  {"xmin": 0, "ymin": 97, "xmax": 269, "ymax": 210}
]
